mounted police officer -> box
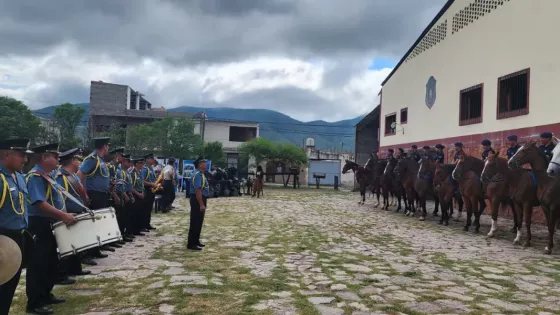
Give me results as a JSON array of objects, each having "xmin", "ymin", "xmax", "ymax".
[
  {"xmin": 188, "ymin": 156, "xmax": 209, "ymax": 251},
  {"xmin": 386, "ymin": 149, "xmax": 395, "ymax": 160},
  {"xmin": 434, "ymin": 144, "xmax": 445, "ymax": 163},
  {"xmin": 0, "ymin": 138, "xmax": 33, "ymax": 314},
  {"xmin": 410, "ymin": 145, "xmax": 421, "ymax": 162},
  {"xmin": 141, "ymin": 153, "xmax": 157, "ymax": 231},
  {"xmin": 506, "ymin": 135, "xmax": 520, "ymax": 160},
  {"xmin": 77, "ymin": 137, "xmax": 111, "ymax": 259},
  {"xmin": 453, "ymin": 142, "xmax": 464, "ymax": 162},
  {"xmin": 539, "ymin": 132, "xmax": 556, "ymax": 162},
  {"xmin": 396, "ymin": 148, "xmax": 406, "ymax": 159},
  {"xmin": 481, "ymin": 139, "xmax": 496, "ymax": 161},
  {"xmin": 26, "ymin": 143, "xmax": 77, "ymax": 315},
  {"xmin": 422, "ymin": 145, "xmax": 431, "ymax": 158}
]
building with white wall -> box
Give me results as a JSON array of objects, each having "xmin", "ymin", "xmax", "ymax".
[{"xmin": 379, "ymin": 0, "xmax": 558, "ymax": 161}]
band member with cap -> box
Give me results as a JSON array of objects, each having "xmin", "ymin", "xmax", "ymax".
[
  {"xmin": 78, "ymin": 137, "xmax": 111, "ymax": 259},
  {"xmin": 481, "ymin": 139, "xmax": 495, "ymax": 161},
  {"xmin": 539, "ymin": 132, "xmax": 556, "ymax": 162},
  {"xmin": 120, "ymin": 155, "xmax": 136, "ymax": 239},
  {"xmin": 0, "ymin": 138, "xmax": 32, "ymax": 314},
  {"xmin": 54, "ymin": 149, "xmax": 91, "ymax": 280},
  {"xmin": 433, "ymin": 144, "xmax": 445, "ymax": 163},
  {"xmin": 26, "ymin": 143, "xmax": 77, "ymax": 315},
  {"xmin": 410, "ymin": 145, "xmax": 421, "ymax": 162},
  {"xmin": 131, "ymin": 158, "xmax": 146, "ymax": 236},
  {"xmin": 162, "ymin": 158, "xmax": 176, "ymax": 212},
  {"xmin": 453, "ymin": 142, "xmax": 464, "ymax": 162},
  {"xmin": 107, "ymin": 147, "xmax": 124, "ymax": 179},
  {"xmin": 506, "ymin": 135, "xmax": 520, "ymax": 160},
  {"xmin": 141, "ymin": 153, "xmax": 157, "ymax": 231},
  {"xmin": 188, "ymin": 156, "xmax": 209, "ymax": 250}
]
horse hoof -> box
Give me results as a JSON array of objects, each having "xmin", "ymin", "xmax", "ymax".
[
  {"xmin": 487, "ymin": 231, "xmax": 495, "ymax": 238},
  {"xmin": 523, "ymin": 241, "xmax": 531, "ymax": 248},
  {"xmin": 510, "ymin": 227, "xmax": 517, "ymax": 234},
  {"xmin": 419, "ymin": 216, "xmax": 425, "ymax": 221},
  {"xmin": 463, "ymin": 226, "xmax": 469, "ymax": 232},
  {"xmin": 474, "ymin": 229, "xmax": 480, "ymax": 234},
  {"xmin": 544, "ymin": 247, "xmax": 552, "ymax": 255},
  {"xmin": 513, "ymin": 239, "xmax": 521, "ymax": 245},
  {"xmin": 444, "ymin": 221, "xmax": 449, "ymax": 226}
]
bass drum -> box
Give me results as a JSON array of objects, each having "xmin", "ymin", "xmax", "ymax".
[{"xmin": 52, "ymin": 207, "xmax": 122, "ymax": 258}]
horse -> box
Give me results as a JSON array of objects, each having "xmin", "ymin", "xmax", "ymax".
[
  {"xmin": 452, "ymin": 154, "xmax": 486, "ymax": 233},
  {"xmin": 415, "ymin": 154, "xmax": 441, "ymax": 221},
  {"xmin": 546, "ymin": 143, "xmax": 560, "ymax": 177},
  {"xmin": 481, "ymin": 153, "xmax": 533, "ymax": 240},
  {"xmin": 380, "ymin": 158, "xmax": 404, "ymax": 210},
  {"xmin": 365, "ymin": 155, "xmax": 388, "ymax": 208},
  {"xmin": 343, "ymin": 160, "xmax": 370, "ymax": 205},
  {"xmin": 394, "ymin": 157, "xmax": 419, "ymax": 215},
  {"xmin": 509, "ymin": 140, "xmax": 560, "ymax": 254},
  {"xmin": 418, "ymin": 158, "xmax": 463, "ymax": 225}
]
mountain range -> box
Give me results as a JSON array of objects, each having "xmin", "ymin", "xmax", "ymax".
[{"xmin": 32, "ymin": 104, "xmax": 363, "ymax": 151}]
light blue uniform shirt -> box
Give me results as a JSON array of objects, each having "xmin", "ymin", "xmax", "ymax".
[
  {"xmin": 132, "ymin": 169, "xmax": 144, "ymax": 192},
  {"xmin": 79, "ymin": 151, "xmax": 111, "ymax": 192},
  {"xmin": 27, "ymin": 165, "xmax": 64, "ymax": 220},
  {"xmin": 55, "ymin": 168, "xmax": 84, "ymax": 213},
  {"xmin": 190, "ymin": 171, "xmax": 209, "ymax": 197},
  {"xmin": 0, "ymin": 163, "xmax": 28, "ymax": 230}
]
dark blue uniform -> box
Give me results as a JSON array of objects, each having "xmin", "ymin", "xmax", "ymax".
[
  {"xmin": 453, "ymin": 150, "xmax": 464, "ymax": 162},
  {"xmin": 539, "ymin": 143, "xmax": 556, "ymax": 162},
  {"xmin": 188, "ymin": 170, "xmax": 209, "ymax": 248},
  {"xmin": 507, "ymin": 144, "xmax": 521, "ymax": 160},
  {"xmin": 433, "ymin": 152, "xmax": 444, "ymax": 164},
  {"xmin": 482, "ymin": 148, "xmax": 496, "ymax": 161},
  {"xmin": 410, "ymin": 151, "xmax": 421, "ymax": 162}
]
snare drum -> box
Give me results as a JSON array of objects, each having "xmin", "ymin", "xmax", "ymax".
[{"xmin": 52, "ymin": 207, "xmax": 122, "ymax": 258}]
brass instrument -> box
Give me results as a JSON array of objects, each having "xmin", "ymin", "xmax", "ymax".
[{"xmin": 151, "ymin": 173, "xmax": 164, "ymax": 193}]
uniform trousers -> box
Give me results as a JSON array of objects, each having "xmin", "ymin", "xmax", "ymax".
[
  {"xmin": 26, "ymin": 216, "xmax": 58, "ymax": 310},
  {"xmin": 162, "ymin": 180, "xmax": 174, "ymax": 210},
  {"xmin": 114, "ymin": 202, "xmax": 126, "ymax": 234},
  {"xmin": 187, "ymin": 195, "xmax": 207, "ymax": 247},
  {"xmin": 0, "ymin": 228, "xmax": 26, "ymax": 315},
  {"xmin": 126, "ymin": 199, "xmax": 142, "ymax": 234},
  {"xmin": 143, "ymin": 189, "xmax": 155, "ymax": 229},
  {"xmin": 86, "ymin": 190, "xmax": 110, "ymax": 256}
]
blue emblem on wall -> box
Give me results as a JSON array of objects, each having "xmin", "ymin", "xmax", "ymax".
[{"xmin": 425, "ymin": 76, "xmax": 437, "ymax": 109}]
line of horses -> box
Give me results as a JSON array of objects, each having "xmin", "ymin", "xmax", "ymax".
[{"xmin": 344, "ymin": 140, "xmax": 560, "ymax": 255}]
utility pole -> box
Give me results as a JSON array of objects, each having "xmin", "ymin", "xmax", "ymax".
[{"xmin": 201, "ymin": 111, "xmax": 206, "ymax": 142}]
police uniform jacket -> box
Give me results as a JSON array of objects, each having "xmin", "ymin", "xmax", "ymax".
[
  {"xmin": 131, "ymin": 169, "xmax": 144, "ymax": 193},
  {"xmin": 507, "ymin": 144, "xmax": 521, "ymax": 160},
  {"xmin": 433, "ymin": 152, "xmax": 444, "ymax": 164},
  {"xmin": 124, "ymin": 169, "xmax": 133, "ymax": 192},
  {"xmin": 539, "ymin": 143, "xmax": 556, "ymax": 161},
  {"xmin": 55, "ymin": 168, "xmax": 84, "ymax": 213},
  {"xmin": 453, "ymin": 150, "xmax": 464, "ymax": 162},
  {"xmin": 410, "ymin": 151, "xmax": 421, "ymax": 162},
  {"xmin": 0, "ymin": 163, "xmax": 28, "ymax": 230},
  {"xmin": 80, "ymin": 151, "xmax": 111, "ymax": 192},
  {"xmin": 482, "ymin": 148, "xmax": 496, "ymax": 160},
  {"xmin": 190, "ymin": 171, "xmax": 209, "ymax": 197},
  {"xmin": 26, "ymin": 165, "xmax": 64, "ymax": 220},
  {"xmin": 141, "ymin": 165, "xmax": 157, "ymax": 188}
]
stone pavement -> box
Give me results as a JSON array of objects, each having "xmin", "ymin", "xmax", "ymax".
[{"xmin": 10, "ymin": 188, "xmax": 560, "ymax": 314}]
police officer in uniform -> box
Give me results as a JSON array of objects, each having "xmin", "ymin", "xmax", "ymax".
[
  {"xmin": 187, "ymin": 157, "xmax": 209, "ymax": 251},
  {"xmin": 422, "ymin": 145, "xmax": 431, "ymax": 158},
  {"xmin": 506, "ymin": 135, "xmax": 521, "ymax": 160},
  {"xmin": 26, "ymin": 143, "xmax": 77, "ymax": 314},
  {"xmin": 54, "ymin": 149, "xmax": 91, "ymax": 279},
  {"xmin": 386, "ymin": 149, "xmax": 395, "ymax": 160},
  {"xmin": 453, "ymin": 142, "xmax": 464, "ymax": 162},
  {"xmin": 141, "ymin": 153, "xmax": 157, "ymax": 231},
  {"xmin": 434, "ymin": 144, "xmax": 445, "ymax": 163},
  {"xmin": 539, "ymin": 132, "xmax": 556, "ymax": 162},
  {"xmin": 396, "ymin": 148, "xmax": 406, "ymax": 159},
  {"xmin": 131, "ymin": 158, "xmax": 146, "ymax": 236},
  {"xmin": 481, "ymin": 139, "xmax": 496, "ymax": 161},
  {"xmin": 0, "ymin": 139, "xmax": 32, "ymax": 314},
  {"xmin": 77, "ymin": 137, "xmax": 111, "ymax": 259},
  {"xmin": 410, "ymin": 145, "xmax": 421, "ymax": 162}
]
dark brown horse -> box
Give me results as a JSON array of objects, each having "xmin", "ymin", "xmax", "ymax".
[
  {"xmin": 380, "ymin": 158, "xmax": 407, "ymax": 210},
  {"xmin": 343, "ymin": 160, "xmax": 370, "ymax": 205},
  {"xmin": 509, "ymin": 140, "xmax": 560, "ymax": 254},
  {"xmin": 415, "ymin": 155, "xmax": 441, "ymax": 221},
  {"xmin": 481, "ymin": 153, "xmax": 536, "ymax": 241},
  {"xmin": 418, "ymin": 158, "xmax": 463, "ymax": 225},
  {"xmin": 394, "ymin": 157, "xmax": 419, "ymax": 215},
  {"xmin": 365, "ymin": 155, "xmax": 387, "ymax": 208},
  {"xmin": 452, "ymin": 154, "xmax": 486, "ymax": 232}
]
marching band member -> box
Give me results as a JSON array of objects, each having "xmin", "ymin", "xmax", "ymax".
[
  {"xmin": 188, "ymin": 156, "xmax": 209, "ymax": 251},
  {"xmin": 120, "ymin": 155, "xmax": 136, "ymax": 240},
  {"xmin": 141, "ymin": 153, "xmax": 157, "ymax": 231},
  {"xmin": 131, "ymin": 158, "xmax": 146, "ymax": 236},
  {"xmin": 77, "ymin": 137, "xmax": 111, "ymax": 259},
  {"xmin": 26, "ymin": 143, "xmax": 77, "ymax": 315},
  {"xmin": 0, "ymin": 138, "xmax": 32, "ymax": 314}
]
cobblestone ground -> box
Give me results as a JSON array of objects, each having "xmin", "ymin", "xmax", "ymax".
[{"xmin": 10, "ymin": 188, "xmax": 560, "ymax": 314}]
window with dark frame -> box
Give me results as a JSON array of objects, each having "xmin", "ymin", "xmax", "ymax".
[
  {"xmin": 400, "ymin": 108, "xmax": 408, "ymax": 124},
  {"xmin": 497, "ymin": 68, "xmax": 529, "ymax": 119},
  {"xmin": 385, "ymin": 113, "xmax": 397, "ymax": 136},
  {"xmin": 459, "ymin": 84, "xmax": 483, "ymax": 126}
]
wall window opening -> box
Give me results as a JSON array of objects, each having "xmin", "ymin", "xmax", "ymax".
[
  {"xmin": 459, "ymin": 84, "xmax": 483, "ymax": 126},
  {"xmin": 497, "ymin": 69, "xmax": 529, "ymax": 119},
  {"xmin": 400, "ymin": 108, "xmax": 408, "ymax": 124},
  {"xmin": 384, "ymin": 113, "xmax": 396, "ymax": 136}
]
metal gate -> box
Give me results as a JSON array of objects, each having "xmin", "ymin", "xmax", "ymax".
[{"xmin": 307, "ymin": 160, "xmax": 341, "ymax": 186}]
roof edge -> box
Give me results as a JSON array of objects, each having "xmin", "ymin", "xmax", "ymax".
[{"xmin": 381, "ymin": 0, "xmax": 455, "ymax": 86}]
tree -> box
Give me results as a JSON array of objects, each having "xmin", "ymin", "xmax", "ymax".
[
  {"xmin": 273, "ymin": 142, "xmax": 308, "ymax": 166},
  {"xmin": 95, "ymin": 124, "xmax": 127, "ymax": 148},
  {"xmin": 238, "ymin": 137, "xmax": 276, "ymax": 165},
  {"xmin": 0, "ymin": 96, "xmax": 42, "ymax": 142},
  {"xmin": 126, "ymin": 124, "xmax": 157, "ymax": 157},
  {"xmin": 202, "ymin": 141, "xmax": 226, "ymax": 167},
  {"xmin": 151, "ymin": 117, "xmax": 203, "ymax": 158},
  {"xmin": 53, "ymin": 103, "xmax": 85, "ymax": 149},
  {"xmin": 33, "ymin": 125, "xmax": 60, "ymax": 146}
]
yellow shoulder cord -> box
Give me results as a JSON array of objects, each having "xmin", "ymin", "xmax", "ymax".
[
  {"xmin": 143, "ymin": 167, "xmax": 149, "ymax": 180},
  {"xmin": 132, "ymin": 171, "xmax": 137, "ymax": 187},
  {"xmin": 25, "ymin": 172, "xmax": 58, "ymax": 207},
  {"xmin": 83, "ymin": 154, "xmax": 99, "ymax": 177},
  {"xmin": 0, "ymin": 173, "xmax": 25, "ymax": 215}
]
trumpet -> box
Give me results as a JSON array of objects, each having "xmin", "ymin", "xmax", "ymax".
[{"xmin": 151, "ymin": 173, "xmax": 164, "ymax": 193}]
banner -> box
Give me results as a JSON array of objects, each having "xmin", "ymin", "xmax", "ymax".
[{"xmin": 182, "ymin": 159, "xmax": 211, "ymax": 178}]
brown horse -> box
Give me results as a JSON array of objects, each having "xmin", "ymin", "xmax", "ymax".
[
  {"xmin": 365, "ymin": 155, "xmax": 388, "ymax": 208},
  {"xmin": 415, "ymin": 155, "xmax": 441, "ymax": 221},
  {"xmin": 343, "ymin": 160, "xmax": 370, "ymax": 205},
  {"xmin": 418, "ymin": 158, "xmax": 463, "ymax": 225},
  {"xmin": 380, "ymin": 158, "xmax": 407, "ymax": 210},
  {"xmin": 509, "ymin": 140, "xmax": 560, "ymax": 254},
  {"xmin": 481, "ymin": 153, "xmax": 536, "ymax": 241},
  {"xmin": 394, "ymin": 157, "xmax": 419, "ymax": 215},
  {"xmin": 452, "ymin": 154, "xmax": 486, "ymax": 232}
]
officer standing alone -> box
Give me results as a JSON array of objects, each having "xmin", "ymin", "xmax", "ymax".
[
  {"xmin": 0, "ymin": 139, "xmax": 32, "ymax": 314},
  {"xmin": 187, "ymin": 157, "xmax": 209, "ymax": 251}
]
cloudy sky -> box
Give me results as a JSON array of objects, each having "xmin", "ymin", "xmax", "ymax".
[{"xmin": 0, "ymin": 0, "xmax": 446, "ymax": 121}]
